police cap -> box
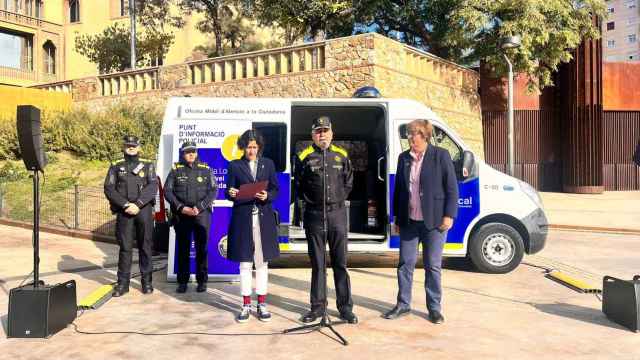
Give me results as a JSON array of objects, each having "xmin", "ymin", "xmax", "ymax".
[
  {"xmin": 123, "ymin": 135, "xmax": 140, "ymax": 147},
  {"xmin": 311, "ymin": 116, "xmax": 331, "ymax": 131},
  {"xmin": 181, "ymin": 141, "xmax": 197, "ymax": 152}
]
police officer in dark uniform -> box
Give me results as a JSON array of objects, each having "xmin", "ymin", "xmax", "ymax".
[
  {"xmin": 164, "ymin": 141, "xmax": 218, "ymax": 293},
  {"xmin": 104, "ymin": 135, "xmax": 158, "ymax": 297},
  {"xmin": 295, "ymin": 116, "xmax": 358, "ymax": 324}
]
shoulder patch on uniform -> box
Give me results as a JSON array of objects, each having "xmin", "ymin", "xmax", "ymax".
[
  {"xmin": 139, "ymin": 158, "xmax": 152, "ymax": 163},
  {"xmin": 330, "ymin": 144, "xmax": 348, "ymax": 158},
  {"xmin": 197, "ymin": 163, "xmax": 209, "ymax": 168},
  {"xmin": 173, "ymin": 162, "xmax": 184, "ymax": 169},
  {"xmin": 115, "ymin": 159, "xmax": 125, "ymax": 164},
  {"xmin": 298, "ymin": 146, "xmax": 314, "ymax": 161}
]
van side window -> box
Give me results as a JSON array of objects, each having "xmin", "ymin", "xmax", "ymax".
[
  {"xmin": 431, "ymin": 126, "xmax": 462, "ymax": 162},
  {"xmin": 398, "ymin": 123, "xmax": 462, "ymax": 162},
  {"xmin": 253, "ymin": 122, "xmax": 287, "ymax": 172}
]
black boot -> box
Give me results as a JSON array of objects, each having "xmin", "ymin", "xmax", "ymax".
[
  {"xmin": 113, "ymin": 276, "xmax": 130, "ymax": 297},
  {"xmin": 141, "ymin": 273, "xmax": 153, "ymax": 294}
]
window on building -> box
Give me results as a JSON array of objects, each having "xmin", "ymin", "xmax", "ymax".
[
  {"xmin": 607, "ymin": 6, "xmax": 614, "ymax": 13},
  {"xmin": 25, "ymin": 0, "xmax": 33, "ymax": 16},
  {"xmin": 0, "ymin": 31, "xmax": 33, "ymax": 70},
  {"xmin": 43, "ymin": 41, "xmax": 56, "ymax": 74},
  {"xmin": 120, "ymin": 0, "xmax": 129, "ymax": 16},
  {"xmin": 14, "ymin": 0, "xmax": 21, "ymax": 13},
  {"xmin": 608, "ymin": 39, "xmax": 616, "ymax": 48},
  {"xmin": 607, "ymin": 21, "xmax": 615, "ymax": 31},
  {"xmin": 35, "ymin": 0, "xmax": 41, "ymax": 18},
  {"xmin": 627, "ymin": 0, "xmax": 637, "ymax": 9},
  {"xmin": 629, "ymin": 34, "xmax": 638, "ymax": 43},
  {"xmin": 69, "ymin": 0, "xmax": 80, "ymax": 23},
  {"xmin": 630, "ymin": 54, "xmax": 638, "ymax": 60}
]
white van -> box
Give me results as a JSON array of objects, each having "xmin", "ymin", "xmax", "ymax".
[{"xmin": 156, "ymin": 96, "xmax": 548, "ymax": 280}]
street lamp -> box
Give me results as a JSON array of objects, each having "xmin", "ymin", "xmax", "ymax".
[{"xmin": 501, "ymin": 35, "xmax": 521, "ymax": 177}]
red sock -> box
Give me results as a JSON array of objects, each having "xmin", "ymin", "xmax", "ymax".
[
  {"xmin": 258, "ymin": 294, "xmax": 266, "ymax": 304},
  {"xmin": 243, "ymin": 296, "xmax": 251, "ymax": 305}
]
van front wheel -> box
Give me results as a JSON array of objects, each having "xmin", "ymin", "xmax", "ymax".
[{"xmin": 469, "ymin": 223, "xmax": 524, "ymax": 274}]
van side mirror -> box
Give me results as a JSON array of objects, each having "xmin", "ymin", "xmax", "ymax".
[{"xmin": 461, "ymin": 150, "xmax": 475, "ymax": 179}]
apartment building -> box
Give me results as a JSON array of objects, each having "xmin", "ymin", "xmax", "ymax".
[{"xmin": 604, "ymin": 0, "xmax": 640, "ymax": 61}]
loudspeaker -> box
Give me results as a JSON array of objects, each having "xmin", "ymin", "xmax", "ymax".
[
  {"xmin": 16, "ymin": 105, "xmax": 47, "ymax": 171},
  {"xmin": 7, "ymin": 280, "xmax": 77, "ymax": 338},
  {"xmin": 602, "ymin": 275, "xmax": 640, "ymax": 332}
]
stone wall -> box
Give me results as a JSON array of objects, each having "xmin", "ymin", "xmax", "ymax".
[{"xmin": 67, "ymin": 33, "xmax": 483, "ymax": 157}]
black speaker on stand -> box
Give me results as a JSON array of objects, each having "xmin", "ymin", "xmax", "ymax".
[{"xmin": 7, "ymin": 105, "xmax": 76, "ymax": 338}]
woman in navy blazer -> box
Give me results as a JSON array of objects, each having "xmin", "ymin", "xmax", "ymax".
[
  {"xmin": 384, "ymin": 119, "xmax": 458, "ymax": 324},
  {"xmin": 225, "ymin": 130, "xmax": 280, "ymax": 323}
]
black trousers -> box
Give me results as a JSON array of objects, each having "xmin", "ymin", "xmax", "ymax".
[
  {"xmin": 115, "ymin": 205, "xmax": 153, "ymax": 283},
  {"xmin": 304, "ymin": 206, "xmax": 353, "ymax": 313},
  {"xmin": 175, "ymin": 211, "xmax": 211, "ymax": 284}
]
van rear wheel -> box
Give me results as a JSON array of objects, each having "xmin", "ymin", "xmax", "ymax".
[{"xmin": 469, "ymin": 223, "xmax": 524, "ymax": 274}]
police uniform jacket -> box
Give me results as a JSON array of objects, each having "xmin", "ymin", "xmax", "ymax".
[
  {"xmin": 104, "ymin": 157, "xmax": 158, "ymax": 213},
  {"xmin": 225, "ymin": 157, "xmax": 280, "ymax": 263},
  {"xmin": 163, "ymin": 160, "xmax": 218, "ymax": 214},
  {"xmin": 294, "ymin": 143, "xmax": 353, "ymax": 210}
]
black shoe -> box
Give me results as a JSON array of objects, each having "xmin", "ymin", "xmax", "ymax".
[
  {"xmin": 428, "ymin": 311, "xmax": 444, "ymax": 324},
  {"xmin": 301, "ymin": 309, "xmax": 323, "ymax": 323},
  {"xmin": 176, "ymin": 283, "xmax": 188, "ymax": 293},
  {"xmin": 112, "ymin": 284, "xmax": 129, "ymax": 297},
  {"xmin": 196, "ymin": 282, "xmax": 207, "ymax": 293},
  {"xmin": 383, "ymin": 306, "xmax": 411, "ymax": 320},
  {"xmin": 141, "ymin": 274, "xmax": 153, "ymax": 294},
  {"xmin": 339, "ymin": 311, "xmax": 358, "ymax": 324},
  {"xmin": 141, "ymin": 282, "xmax": 154, "ymax": 294}
]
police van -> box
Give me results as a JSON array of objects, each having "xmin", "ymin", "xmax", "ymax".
[{"xmin": 156, "ymin": 94, "xmax": 548, "ymax": 280}]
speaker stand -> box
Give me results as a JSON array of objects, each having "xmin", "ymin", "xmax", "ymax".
[{"xmin": 33, "ymin": 169, "xmax": 41, "ymax": 288}]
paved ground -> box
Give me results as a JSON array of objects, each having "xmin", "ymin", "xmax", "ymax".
[
  {"xmin": 1, "ymin": 225, "xmax": 639, "ymax": 360},
  {"xmin": 540, "ymin": 191, "xmax": 640, "ymax": 232}
]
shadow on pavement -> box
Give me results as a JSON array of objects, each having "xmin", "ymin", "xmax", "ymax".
[{"xmin": 533, "ymin": 302, "xmax": 628, "ymax": 331}]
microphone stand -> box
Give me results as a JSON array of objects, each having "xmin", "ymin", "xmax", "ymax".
[{"xmin": 284, "ymin": 145, "xmax": 348, "ymax": 346}]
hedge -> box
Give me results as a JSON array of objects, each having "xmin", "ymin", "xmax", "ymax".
[{"xmin": 0, "ymin": 104, "xmax": 163, "ymax": 161}]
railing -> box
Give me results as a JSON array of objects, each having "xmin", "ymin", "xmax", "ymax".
[
  {"xmin": 404, "ymin": 46, "xmax": 478, "ymax": 90},
  {"xmin": 0, "ymin": 185, "xmax": 116, "ymax": 236},
  {"xmin": 98, "ymin": 67, "xmax": 159, "ymax": 96},
  {"xmin": 0, "ymin": 9, "xmax": 62, "ymax": 31},
  {"xmin": 34, "ymin": 79, "xmax": 72, "ymax": 93},
  {"xmin": 0, "ymin": 65, "xmax": 37, "ymax": 81},
  {"xmin": 187, "ymin": 42, "xmax": 325, "ymax": 85}
]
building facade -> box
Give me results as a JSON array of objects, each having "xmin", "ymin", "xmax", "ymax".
[
  {"xmin": 604, "ymin": 0, "xmax": 640, "ymax": 61},
  {"xmin": 0, "ymin": 0, "xmax": 276, "ymax": 87}
]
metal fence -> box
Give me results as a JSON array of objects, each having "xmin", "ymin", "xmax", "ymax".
[{"xmin": 0, "ymin": 185, "xmax": 116, "ymax": 236}]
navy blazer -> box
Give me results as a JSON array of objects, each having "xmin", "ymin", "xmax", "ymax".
[
  {"xmin": 393, "ymin": 145, "xmax": 459, "ymax": 230},
  {"xmin": 225, "ymin": 157, "xmax": 280, "ymax": 263}
]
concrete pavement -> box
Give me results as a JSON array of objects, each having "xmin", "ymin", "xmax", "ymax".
[
  {"xmin": 541, "ymin": 191, "xmax": 640, "ymax": 233},
  {"xmin": 1, "ymin": 225, "xmax": 639, "ymax": 360}
]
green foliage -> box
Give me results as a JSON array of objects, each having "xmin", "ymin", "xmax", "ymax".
[
  {"xmin": 75, "ymin": 23, "xmax": 175, "ymax": 74},
  {"xmin": 0, "ymin": 161, "xmax": 29, "ymax": 183},
  {"xmin": 356, "ymin": 0, "xmax": 606, "ymax": 89},
  {"xmin": 244, "ymin": 0, "xmax": 354, "ymax": 43},
  {"xmin": 0, "ymin": 104, "xmax": 163, "ymax": 162}
]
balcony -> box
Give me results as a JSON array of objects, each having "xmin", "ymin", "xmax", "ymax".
[
  {"xmin": 0, "ymin": 65, "xmax": 60, "ymax": 84},
  {"xmin": 0, "ymin": 9, "xmax": 62, "ymax": 33}
]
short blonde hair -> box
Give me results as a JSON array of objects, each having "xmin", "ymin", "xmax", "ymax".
[{"xmin": 406, "ymin": 119, "xmax": 433, "ymax": 139}]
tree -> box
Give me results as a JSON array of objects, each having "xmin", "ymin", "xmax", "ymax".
[
  {"xmin": 74, "ymin": 0, "xmax": 184, "ymax": 73},
  {"xmin": 75, "ymin": 23, "xmax": 175, "ymax": 73},
  {"xmin": 356, "ymin": 0, "xmax": 606, "ymax": 89},
  {"xmin": 179, "ymin": 0, "xmax": 240, "ymax": 57},
  {"xmin": 244, "ymin": 0, "xmax": 354, "ymax": 44}
]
